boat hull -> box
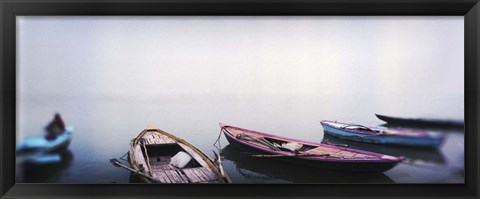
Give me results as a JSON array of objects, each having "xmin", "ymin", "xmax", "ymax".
[
  {"xmin": 221, "ymin": 124, "xmax": 403, "ymax": 173},
  {"xmin": 320, "ymin": 121, "xmax": 445, "ymax": 148},
  {"xmin": 17, "ymin": 128, "xmax": 73, "ymax": 164}
]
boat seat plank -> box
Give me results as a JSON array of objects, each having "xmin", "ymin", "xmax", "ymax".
[
  {"xmin": 197, "ymin": 167, "xmax": 217, "ymax": 181},
  {"xmin": 176, "ymin": 170, "xmax": 191, "ymax": 183},
  {"xmin": 353, "ymin": 153, "xmax": 377, "ymax": 159},
  {"xmin": 183, "ymin": 169, "xmax": 201, "ymax": 183},
  {"xmin": 182, "ymin": 167, "xmax": 217, "ymax": 183},
  {"xmin": 164, "ymin": 170, "xmax": 177, "ymax": 182},
  {"xmin": 153, "ymin": 172, "xmax": 169, "ymax": 183},
  {"xmin": 171, "ymin": 170, "xmax": 185, "ymax": 183},
  {"xmin": 333, "ymin": 150, "xmax": 357, "ymax": 158},
  {"xmin": 192, "ymin": 169, "xmax": 209, "ymax": 182}
]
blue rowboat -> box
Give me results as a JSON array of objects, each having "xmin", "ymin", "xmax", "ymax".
[
  {"xmin": 320, "ymin": 121, "xmax": 446, "ymax": 148},
  {"xmin": 17, "ymin": 127, "xmax": 73, "ymax": 164}
]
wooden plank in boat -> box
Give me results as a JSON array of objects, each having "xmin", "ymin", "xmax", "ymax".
[
  {"xmin": 154, "ymin": 138, "xmax": 160, "ymax": 144},
  {"xmin": 187, "ymin": 169, "xmax": 202, "ymax": 183},
  {"xmin": 165, "ymin": 170, "xmax": 181, "ymax": 183},
  {"xmin": 159, "ymin": 171, "xmax": 172, "ymax": 183},
  {"xmin": 178, "ymin": 171, "xmax": 190, "ymax": 183},
  {"xmin": 175, "ymin": 170, "xmax": 187, "ymax": 183},
  {"xmin": 152, "ymin": 172, "xmax": 166, "ymax": 183},
  {"xmin": 183, "ymin": 167, "xmax": 216, "ymax": 182},
  {"xmin": 160, "ymin": 136, "xmax": 168, "ymax": 144},
  {"xmin": 183, "ymin": 169, "xmax": 202, "ymax": 183},
  {"xmin": 354, "ymin": 153, "xmax": 376, "ymax": 159},
  {"xmin": 334, "ymin": 150, "xmax": 357, "ymax": 158},
  {"xmin": 199, "ymin": 168, "xmax": 218, "ymax": 181},
  {"xmin": 182, "ymin": 169, "xmax": 196, "ymax": 182},
  {"xmin": 317, "ymin": 146, "xmax": 342, "ymax": 153},
  {"xmin": 163, "ymin": 170, "xmax": 175, "ymax": 183},
  {"xmin": 192, "ymin": 168, "xmax": 208, "ymax": 182},
  {"xmin": 195, "ymin": 168, "xmax": 215, "ymax": 181},
  {"xmin": 164, "ymin": 137, "xmax": 176, "ymax": 144},
  {"xmin": 176, "ymin": 170, "xmax": 189, "ymax": 183},
  {"xmin": 306, "ymin": 147, "xmax": 341, "ymax": 154}
]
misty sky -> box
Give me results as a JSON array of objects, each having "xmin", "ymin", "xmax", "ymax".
[{"xmin": 17, "ymin": 16, "xmax": 464, "ymax": 121}]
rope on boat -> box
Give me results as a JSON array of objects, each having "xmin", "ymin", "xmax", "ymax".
[
  {"xmin": 213, "ymin": 127, "xmax": 224, "ymax": 148},
  {"xmin": 235, "ymin": 133, "xmax": 281, "ymax": 151},
  {"xmin": 119, "ymin": 151, "xmax": 129, "ymax": 161},
  {"xmin": 212, "ymin": 127, "xmax": 226, "ymax": 176},
  {"xmin": 340, "ymin": 124, "xmax": 386, "ymax": 136}
]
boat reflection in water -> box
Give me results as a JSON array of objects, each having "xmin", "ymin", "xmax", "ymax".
[
  {"xmin": 19, "ymin": 150, "xmax": 74, "ymax": 183},
  {"xmin": 321, "ymin": 134, "xmax": 446, "ymax": 165},
  {"xmin": 220, "ymin": 145, "xmax": 395, "ymax": 184}
]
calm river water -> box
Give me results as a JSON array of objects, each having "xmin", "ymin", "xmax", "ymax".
[{"xmin": 15, "ymin": 16, "xmax": 464, "ymax": 184}]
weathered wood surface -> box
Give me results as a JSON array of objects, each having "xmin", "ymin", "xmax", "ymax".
[
  {"xmin": 130, "ymin": 129, "xmax": 221, "ymax": 183},
  {"xmin": 183, "ymin": 167, "xmax": 218, "ymax": 183},
  {"xmin": 148, "ymin": 158, "xmax": 218, "ymax": 183},
  {"xmin": 142, "ymin": 131, "xmax": 176, "ymax": 145},
  {"xmin": 130, "ymin": 144, "xmax": 150, "ymax": 174},
  {"xmin": 225, "ymin": 127, "xmax": 378, "ymax": 159}
]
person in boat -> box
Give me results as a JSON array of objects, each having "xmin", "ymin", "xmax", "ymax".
[{"xmin": 45, "ymin": 113, "xmax": 66, "ymax": 140}]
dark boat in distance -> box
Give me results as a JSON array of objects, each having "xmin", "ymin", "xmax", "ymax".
[
  {"xmin": 375, "ymin": 114, "xmax": 464, "ymax": 128},
  {"xmin": 220, "ymin": 123, "xmax": 404, "ymax": 173},
  {"xmin": 127, "ymin": 126, "xmax": 230, "ymax": 183}
]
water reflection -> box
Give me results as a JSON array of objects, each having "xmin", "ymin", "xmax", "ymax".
[
  {"xmin": 221, "ymin": 145, "xmax": 395, "ymax": 183},
  {"xmin": 20, "ymin": 150, "xmax": 74, "ymax": 183},
  {"xmin": 129, "ymin": 172, "xmax": 144, "ymax": 183},
  {"xmin": 321, "ymin": 134, "xmax": 446, "ymax": 164}
]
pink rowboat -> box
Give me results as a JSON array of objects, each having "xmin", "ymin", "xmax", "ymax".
[{"xmin": 220, "ymin": 123, "xmax": 405, "ymax": 173}]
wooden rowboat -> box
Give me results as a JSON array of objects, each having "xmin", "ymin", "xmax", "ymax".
[
  {"xmin": 128, "ymin": 126, "xmax": 231, "ymax": 183},
  {"xmin": 220, "ymin": 123, "xmax": 404, "ymax": 173},
  {"xmin": 375, "ymin": 114, "xmax": 464, "ymax": 128},
  {"xmin": 320, "ymin": 120, "xmax": 446, "ymax": 148},
  {"xmin": 221, "ymin": 145, "xmax": 395, "ymax": 183}
]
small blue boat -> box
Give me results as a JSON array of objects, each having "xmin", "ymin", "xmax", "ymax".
[
  {"xmin": 17, "ymin": 127, "xmax": 73, "ymax": 164},
  {"xmin": 320, "ymin": 121, "xmax": 446, "ymax": 148}
]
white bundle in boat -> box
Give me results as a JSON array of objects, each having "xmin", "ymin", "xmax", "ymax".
[
  {"xmin": 281, "ymin": 142, "xmax": 303, "ymax": 152},
  {"xmin": 169, "ymin": 151, "xmax": 192, "ymax": 168}
]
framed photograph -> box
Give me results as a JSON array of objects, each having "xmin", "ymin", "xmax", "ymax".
[{"xmin": 1, "ymin": 0, "xmax": 478, "ymax": 198}]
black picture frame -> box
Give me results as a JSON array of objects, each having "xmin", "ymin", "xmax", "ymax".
[{"xmin": 1, "ymin": 0, "xmax": 478, "ymax": 198}]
